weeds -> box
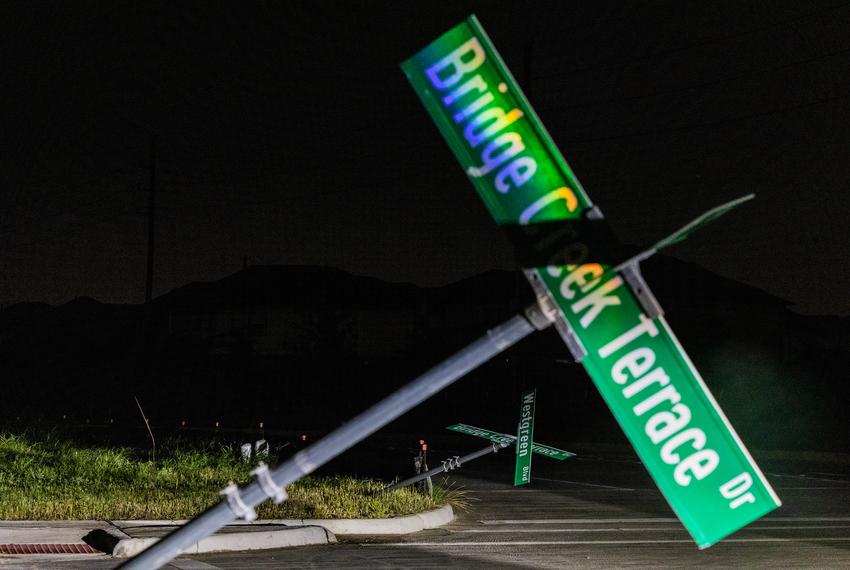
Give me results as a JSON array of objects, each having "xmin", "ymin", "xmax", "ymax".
[
  {"xmin": 0, "ymin": 433, "xmax": 443, "ymax": 520},
  {"xmin": 432, "ymin": 479, "xmax": 475, "ymax": 513}
]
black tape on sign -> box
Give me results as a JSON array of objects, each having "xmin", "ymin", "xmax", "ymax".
[{"xmin": 501, "ymin": 217, "xmax": 640, "ymax": 269}]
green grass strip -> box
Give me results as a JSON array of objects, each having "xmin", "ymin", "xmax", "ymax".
[{"xmin": 0, "ymin": 433, "xmax": 445, "ymax": 520}]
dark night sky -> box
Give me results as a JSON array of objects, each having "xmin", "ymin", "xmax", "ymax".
[{"xmin": 2, "ymin": 1, "xmax": 849, "ymax": 315}]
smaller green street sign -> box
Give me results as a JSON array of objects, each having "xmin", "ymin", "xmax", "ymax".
[
  {"xmin": 447, "ymin": 423, "xmax": 513, "ymax": 445},
  {"xmin": 514, "ymin": 389, "xmax": 537, "ymax": 486},
  {"xmin": 447, "ymin": 423, "xmax": 574, "ymax": 460},
  {"xmin": 529, "ymin": 442, "xmax": 573, "ymax": 461}
]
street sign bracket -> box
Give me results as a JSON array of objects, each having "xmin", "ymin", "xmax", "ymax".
[
  {"xmin": 524, "ymin": 269, "xmax": 587, "ymax": 362},
  {"xmin": 619, "ymin": 262, "xmax": 664, "ymax": 319},
  {"xmin": 585, "ymin": 205, "xmax": 604, "ymax": 220},
  {"xmin": 523, "ymin": 296, "xmax": 556, "ymax": 331}
]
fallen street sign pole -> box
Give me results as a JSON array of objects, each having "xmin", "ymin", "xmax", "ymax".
[
  {"xmin": 402, "ymin": 15, "xmax": 780, "ymax": 548},
  {"xmin": 384, "ymin": 441, "xmax": 509, "ymax": 492},
  {"xmin": 514, "ymin": 388, "xmax": 536, "ymax": 486},
  {"xmin": 121, "ymin": 305, "xmax": 554, "ymax": 569},
  {"xmin": 388, "ymin": 405, "xmax": 576, "ymax": 493}
]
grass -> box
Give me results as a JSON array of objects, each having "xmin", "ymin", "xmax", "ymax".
[{"xmin": 0, "ymin": 432, "xmax": 445, "ymax": 520}]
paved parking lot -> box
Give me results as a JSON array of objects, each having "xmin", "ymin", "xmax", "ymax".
[
  {"xmin": 198, "ymin": 451, "xmax": 850, "ymax": 568},
  {"xmin": 4, "ymin": 449, "xmax": 849, "ymax": 568}
]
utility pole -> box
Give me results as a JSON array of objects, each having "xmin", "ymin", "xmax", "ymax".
[{"xmin": 145, "ymin": 136, "xmax": 157, "ymax": 304}]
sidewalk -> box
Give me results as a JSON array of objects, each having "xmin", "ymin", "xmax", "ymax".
[{"xmin": 0, "ymin": 505, "xmax": 453, "ymax": 558}]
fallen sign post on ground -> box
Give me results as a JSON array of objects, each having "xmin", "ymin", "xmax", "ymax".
[
  {"xmin": 121, "ymin": 305, "xmax": 556, "ymax": 569},
  {"xmin": 387, "ymin": 389, "xmax": 573, "ymax": 492},
  {"xmin": 450, "ymin": 395, "xmax": 575, "ymax": 487},
  {"xmin": 384, "ymin": 441, "xmax": 510, "ymax": 493},
  {"xmin": 402, "ymin": 15, "xmax": 780, "ymax": 548}
]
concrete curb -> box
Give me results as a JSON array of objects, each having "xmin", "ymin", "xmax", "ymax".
[
  {"xmin": 109, "ymin": 504, "xmax": 453, "ymax": 557},
  {"xmin": 111, "ymin": 525, "xmax": 335, "ymax": 558},
  {"xmin": 419, "ymin": 504, "xmax": 455, "ymax": 529},
  {"xmin": 274, "ymin": 504, "xmax": 454, "ymax": 534},
  {"xmin": 112, "ymin": 504, "xmax": 454, "ymax": 537}
]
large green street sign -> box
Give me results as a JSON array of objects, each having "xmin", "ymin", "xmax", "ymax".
[
  {"xmin": 514, "ymin": 389, "xmax": 536, "ymax": 486},
  {"xmin": 402, "ymin": 16, "xmax": 780, "ymax": 548}
]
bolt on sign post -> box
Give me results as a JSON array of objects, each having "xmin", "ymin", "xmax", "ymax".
[
  {"xmin": 514, "ymin": 389, "xmax": 536, "ymax": 486},
  {"xmin": 402, "ymin": 15, "xmax": 780, "ymax": 548}
]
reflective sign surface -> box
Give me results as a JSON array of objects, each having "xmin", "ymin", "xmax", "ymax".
[{"xmin": 403, "ymin": 16, "xmax": 780, "ymax": 548}]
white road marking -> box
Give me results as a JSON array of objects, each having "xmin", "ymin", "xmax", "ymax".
[
  {"xmin": 169, "ymin": 560, "xmax": 221, "ymax": 570},
  {"xmin": 453, "ymin": 524, "xmax": 850, "ymax": 533},
  {"xmin": 449, "ymin": 524, "xmax": 850, "ymax": 534},
  {"xmin": 768, "ymin": 473, "xmax": 850, "ymax": 484},
  {"xmin": 776, "ymin": 486, "xmax": 850, "ymax": 490},
  {"xmin": 531, "ymin": 477, "xmax": 635, "ymax": 491},
  {"xmin": 480, "ymin": 516, "xmax": 850, "ymax": 525},
  {"xmin": 368, "ymin": 538, "xmax": 850, "ymax": 547},
  {"xmin": 471, "ymin": 489, "xmax": 561, "ymax": 493},
  {"xmin": 458, "ymin": 527, "xmax": 684, "ymax": 533},
  {"xmin": 480, "ymin": 518, "xmax": 679, "ymax": 524},
  {"xmin": 745, "ymin": 524, "xmax": 850, "ymax": 530},
  {"xmin": 765, "ymin": 517, "xmax": 850, "ymax": 521}
]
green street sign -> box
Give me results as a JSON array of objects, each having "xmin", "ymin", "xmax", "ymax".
[
  {"xmin": 447, "ymin": 423, "xmax": 513, "ymax": 446},
  {"xmin": 528, "ymin": 442, "xmax": 572, "ymax": 461},
  {"xmin": 514, "ymin": 389, "xmax": 536, "ymax": 486},
  {"xmin": 403, "ymin": 15, "xmax": 780, "ymax": 548},
  {"xmin": 447, "ymin": 423, "xmax": 574, "ymax": 460}
]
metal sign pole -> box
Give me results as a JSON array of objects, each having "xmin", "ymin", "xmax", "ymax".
[
  {"xmin": 122, "ymin": 306, "xmax": 551, "ymax": 569},
  {"xmin": 385, "ymin": 441, "xmax": 509, "ymax": 492}
]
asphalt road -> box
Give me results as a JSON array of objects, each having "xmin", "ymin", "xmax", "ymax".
[
  {"xmin": 5, "ymin": 449, "xmax": 850, "ymax": 568},
  {"xmin": 195, "ymin": 450, "xmax": 850, "ymax": 569}
]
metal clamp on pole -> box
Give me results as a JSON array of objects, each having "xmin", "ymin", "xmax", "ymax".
[
  {"xmin": 522, "ymin": 270, "xmax": 558, "ymax": 331},
  {"xmin": 250, "ymin": 462, "xmax": 288, "ymax": 504},
  {"xmin": 523, "ymin": 269, "xmax": 587, "ymax": 362},
  {"xmin": 219, "ymin": 483, "xmax": 257, "ymax": 521},
  {"xmin": 441, "ymin": 456, "xmax": 462, "ymax": 471}
]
